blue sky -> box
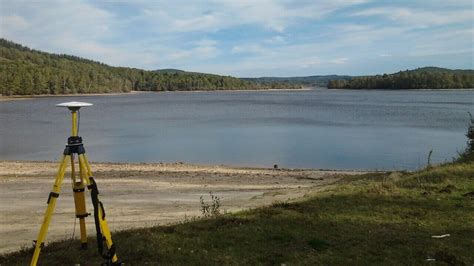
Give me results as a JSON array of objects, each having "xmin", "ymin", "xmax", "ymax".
[{"xmin": 1, "ymin": 0, "xmax": 472, "ymax": 77}]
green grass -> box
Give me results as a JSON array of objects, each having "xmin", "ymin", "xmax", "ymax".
[{"xmin": 1, "ymin": 162, "xmax": 473, "ymax": 265}]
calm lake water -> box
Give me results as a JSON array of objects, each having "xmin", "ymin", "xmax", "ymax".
[{"xmin": 1, "ymin": 89, "xmax": 473, "ymax": 170}]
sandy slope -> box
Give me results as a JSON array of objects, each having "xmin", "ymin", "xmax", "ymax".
[{"xmin": 0, "ymin": 161, "xmax": 359, "ymax": 254}]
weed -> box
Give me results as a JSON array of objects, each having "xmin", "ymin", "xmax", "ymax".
[
  {"xmin": 457, "ymin": 112, "xmax": 474, "ymax": 163},
  {"xmin": 271, "ymin": 200, "xmax": 291, "ymax": 208},
  {"xmin": 200, "ymin": 192, "xmax": 221, "ymax": 218},
  {"xmin": 426, "ymin": 149, "xmax": 433, "ymax": 169},
  {"xmin": 366, "ymin": 181, "xmax": 399, "ymax": 195}
]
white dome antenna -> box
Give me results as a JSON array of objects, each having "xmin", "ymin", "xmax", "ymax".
[{"xmin": 56, "ymin": 101, "xmax": 93, "ymax": 111}]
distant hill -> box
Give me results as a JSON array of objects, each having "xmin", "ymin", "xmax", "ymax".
[
  {"xmin": 408, "ymin": 66, "xmax": 473, "ymax": 74},
  {"xmin": 153, "ymin": 69, "xmax": 187, "ymax": 74},
  {"xmin": 0, "ymin": 39, "xmax": 298, "ymax": 96},
  {"xmin": 328, "ymin": 67, "xmax": 474, "ymax": 90},
  {"xmin": 243, "ymin": 75, "xmax": 352, "ymax": 87}
]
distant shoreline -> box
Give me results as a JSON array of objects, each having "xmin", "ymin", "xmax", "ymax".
[
  {"xmin": 0, "ymin": 88, "xmax": 312, "ymax": 102},
  {"xmin": 0, "ymin": 90, "xmax": 143, "ymax": 101},
  {"xmin": 328, "ymin": 88, "xmax": 474, "ymax": 92},
  {"xmin": 2, "ymin": 87, "xmax": 473, "ymax": 102},
  {"xmin": 163, "ymin": 87, "xmax": 313, "ymax": 93}
]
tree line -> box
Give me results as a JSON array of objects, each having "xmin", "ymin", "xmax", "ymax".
[
  {"xmin": 244, "ymin": 75, "xmax": 352, "ymax": 88},
  {"xmin": 327, "ymin": 68, "xmax": 474, "ymax": 90},
  {"xmin": 0, "ymin": 39, "xmax": 299, "ymax": 96}
]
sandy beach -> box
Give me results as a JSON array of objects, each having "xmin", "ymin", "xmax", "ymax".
[{"xmin": 0, "ymin": 161, "xmax": 360, "ymax": 254}]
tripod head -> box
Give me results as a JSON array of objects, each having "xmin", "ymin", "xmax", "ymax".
[{"xmin": 56, "ymin": 101, "xmax": 93, "ymax": 112}]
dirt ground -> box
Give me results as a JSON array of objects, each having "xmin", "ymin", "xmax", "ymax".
[{"xmin": 0, "ymin": 161, "xmax": 360, "ymax": 254}]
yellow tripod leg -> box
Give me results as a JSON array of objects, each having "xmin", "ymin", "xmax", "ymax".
[
  {"xmin": 80, "ymin": 154, "xmax": 119, "ymax": 264},
  {"xmin": 97, "ymin": 204, "xmax": 119, "ymax": 263},
  {"xmin": 72, "ymin": 154, "xmax": 89, "ymax": 249},
  {"xmin": 82, "ymin": 153, "xmax": 93, "ymax": 182},
  {"xmin": 30, "ymin": 155, "xmax": 70, "ymax": 266}
]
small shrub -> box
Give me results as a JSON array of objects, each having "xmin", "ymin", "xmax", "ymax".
[
  {"xmin": 387, "ymin": 172, "xmax": 402, "ymax": 182},
  {"xmin": 458, "ymin": 112, "xmax": 474, "ymax": 162},
  {"xmin": 271, "ymin": 200, "xmax": 291, "ymax": 208},
  {"xmin": 366, "ymin": 181, "xmax": 399, "ymax": 195},
  {"xmin": 200, "ymin": 192, "xmax": 221, "ymax": 218}
]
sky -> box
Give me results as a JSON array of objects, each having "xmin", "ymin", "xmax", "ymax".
[{"xmin": 1, "ymin": 0, "xmax": 473, "ymax": 77}]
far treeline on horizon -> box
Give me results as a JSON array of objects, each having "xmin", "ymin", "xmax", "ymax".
[{"xmin": 0, "ymin": 38, "xmax": 473, "ymax": 96}]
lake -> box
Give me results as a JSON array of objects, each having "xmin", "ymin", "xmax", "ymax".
[{"xmin": 1, "ymin": 89, "xmax": 473, "ymax": 170}]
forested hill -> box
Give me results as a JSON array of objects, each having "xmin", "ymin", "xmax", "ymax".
[
  {"xmin": 327, "ymin": 67, "xmax": 474, "ymax": 90},
  {"xmin": 0, "ymin": 39, "xmax": 298, "ymax": 96},
  {"xmin": 243, "ymin": 75, "xmax": 352, "ymax": 87}
]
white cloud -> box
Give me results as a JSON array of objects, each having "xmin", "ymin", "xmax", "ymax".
[
  {"xmin": 329, "ymin": 58, "xmax": 349, "ymax": 64},
  {"xmin": 1, "ymin": 15, "xmax": 30, "ymax": 33},
  {"xmin": 231, "ymin": 44, "xmax": 266, "ymax": 54},
  {"xmin": 137, "ymin": 0, "xmax": 370, "ymax": 33},
  {"xmin": 194, "ymin": 39, "xmax": 218, "ymax": 47},
  {"xmin": 170, "ymin": 13, "xmax": 223, "ymax": 32},
  {"xmin": 353, "ymin": 7, "xmax": 473, "ymax": 27},
  {"xmin": 220, "ymin": 0, "xmax": 369, "ymax": 32},
  {"xmin": 0, "ymin": 0, "xmax": 370, "ymax": 70},
  {"xmin": 264, "ymin": 35, "xmax": 286, "ymax": 44},
  {"xmin": 169, "ymin": 50, "xmax": 193, "ymax": 60},
  {"xmin": 168, "ymin": 39, "xmax": 219, "ymax": 61},
  {"xmin": 1, "ymin": 0, "xmax": 114, "ymax": 53},
  {"xmin": 0, "ymin": 0, "xmax": 471, "ymax": 76}
]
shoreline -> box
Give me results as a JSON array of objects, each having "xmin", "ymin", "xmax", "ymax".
[
  {"xmin": 329, "ymin": 88, "xmax": 474, "ymax": 91},
  {"xmin": 163, "ymin": 87, "xmax": 314, "ymax": 93},
  {"xmin": 0, "ymin": 88, "xmax": 312, "ymax": 102},
  {"xmin": 0, "ymin": 90, "xmax": 144, "ymax": 101},
  {"xmin": 0, "ymin": 160, "xmax": 374, "ymax": 174},
  {"xmin": 2, "ymin": 87, "xmax": 473, "ymax": 102}
]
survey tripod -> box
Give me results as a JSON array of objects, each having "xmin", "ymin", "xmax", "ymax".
[{"xmin": 31, "ymin": 102, "xmax": 121, "ymax": 266}]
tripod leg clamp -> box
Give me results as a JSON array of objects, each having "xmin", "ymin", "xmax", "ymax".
[
  {"xmin": 76, "ymin": 213, "xmax": 90, "ymax": 218},
  {"xmin": 47, "ymin": 192, "xmax": 59, "ymax": 204},
  {"xmin": 87, "ymin": 179, "xmax": 100, "ymax": 194}
]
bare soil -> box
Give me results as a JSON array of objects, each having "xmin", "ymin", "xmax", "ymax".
[{"xmin": 0, "ymin": 161, "xmax": 359, "ymax": 254}]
